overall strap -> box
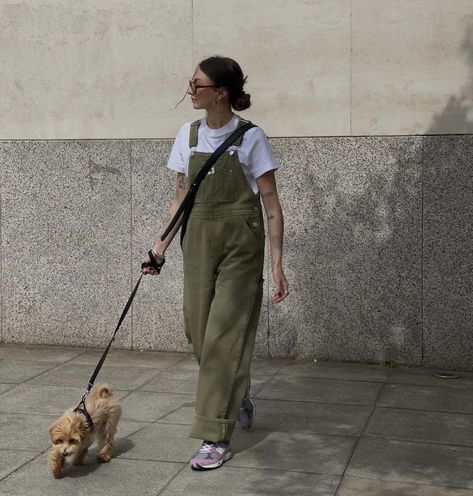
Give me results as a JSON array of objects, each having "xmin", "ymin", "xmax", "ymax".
[
  {"xmin": 188, "ymin": 117, "xmax": 251, "ymax": 149},
  {"xmin": 189, "ymin": 120, "xmax": 201, "ymax": 148}
]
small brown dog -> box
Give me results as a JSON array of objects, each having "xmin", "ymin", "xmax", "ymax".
[{"xmin": 47, "ymin": 383, "xmax": 122, "ymax": 478}]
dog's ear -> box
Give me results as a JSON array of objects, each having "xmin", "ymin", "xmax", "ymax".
[{"xmin": 48, "ymin": 420, "xmax": 57, "ymax": 439}]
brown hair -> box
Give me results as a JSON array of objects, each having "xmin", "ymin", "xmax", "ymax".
[{"xmin": 199, "ymin": 56, "xmax": 251, "ymax": 111}]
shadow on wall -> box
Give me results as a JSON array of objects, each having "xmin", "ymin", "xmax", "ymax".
[
  {"xmin": 428, "ymin": 24, "xmax": 473, "ymax": 134},
  {"xmin": 271, "ymin": 22, "xmax": 473, "ymax": 370}
]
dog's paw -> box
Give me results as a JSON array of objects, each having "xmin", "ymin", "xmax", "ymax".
[
  {"xmin": 52, "ymin": 469, "xmax": 64, "ymax": 478},
  {"xmin": 96, "ymin": 453, "xmax": 111, "ymax": 463}
]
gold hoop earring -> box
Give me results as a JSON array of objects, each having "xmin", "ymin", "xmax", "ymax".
[{"xmin": 211, "ymin": 95, "xmax": 224, "ymax": 113}]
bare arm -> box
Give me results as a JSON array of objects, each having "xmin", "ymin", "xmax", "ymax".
[
  {"xmin": 142, "ymin": 172, "xmax": 189, "ymax": 274},
  {"xmin": 256, "ymin": 170, "xmax": 289, "ymax": 302}
]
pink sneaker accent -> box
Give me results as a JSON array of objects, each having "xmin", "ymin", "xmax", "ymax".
[{"xmin": 190, "ymin": 441, "xmax": 233, "ymax": 470}]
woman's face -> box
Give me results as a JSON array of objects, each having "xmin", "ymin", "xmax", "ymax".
[{"xmin": 187, "ymin": 66, "xmax": 223, "ymax": 110}]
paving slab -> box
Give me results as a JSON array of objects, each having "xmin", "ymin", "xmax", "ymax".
[
  {"xmin": 138, "ymin": 368, "xmax": 198, "ymax": 395},
  {"xmin": 366, "ymin": 407, "xmax": 473, "ymax": 447},
  {"xmin": 249, "ymin": 357, "xmax": 287, "ymax": 376},
  {"xmin": 337, "ymin": 476, "xmax": 473, "ymax": 495},
  {"xmin": 0, "ymin": 413, "xmax": 58, "ymax": 451},
  {"xmin": 257, "ymin": 375, "xmax": 382, "ymax": 405},
  {"xmin": 0, "ymin": 384, "xmax": 129, "ymax": 416},
  {"xmin": 0, "ymin": 452, "xmax": 184, "ymax": 496},
  {"xmin": 160, "ymin": 466, "xmax": 341, "ymax": 496},
  {"xmin": 378, "ymin": 384, "xmax": 473, "ymax": 414},
  {"xmin": 117, "ymin": 422, "xmax": 202, "ymax": 463},
  {"xmin": 157, "ymin": 405, "xmax": 195, "ymax": 425},
  {"xmin": 68, "ymin": 349, "xmax": 186, "ymax": 369},
  {"xmin": 165, "ymin": 356, "xmax": 200, "ymax": 372},
  {"xmin": 278, "ymin": 359, "xmax": 390, "ymax": 382},
  {"xmin": 139, "ymin": 369, "xmax": 271, "ymax": 397},
  {"xmin": 235, "ymin": 398, "xmax": 371, "ymax": 436},
  {"xmin": 0, "ymin": 360, "xmax": 60, "ymax": 383},
  {"xmin": 0, "ymin": 449, "xmax": 41, "ymax": 481},
  {"xmin": 346, "ymin": 437, "xmax": 473, "ymax": 489},
  {"xmin": 25, "ymin": 362, "xmax": 162, "ymax": 390},
  {"xmin": 0, "ymin": 344, "xmax": 85, "ymax": 362},
  {"xmin": 119, "ymin": 391, "xmax": 195, "ymax": 422},
  {"xmin": 229, "ymin": 430, "xmax": 356, "ymax": 474},
  {"xmin": 388, "ymin": 367, "xmax": 473, "ymax": 390}
]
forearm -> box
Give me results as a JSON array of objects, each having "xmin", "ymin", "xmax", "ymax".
[
  {"xmin": 153, "ymin": 172, "xmax": 188, "ymax": 256},
  {"xmin": 266, "ymin": 203, "xmax": 284, "ymax": 269},
  {"xmin": 153, "ymin": 199, "xmax": 184, "ymax": 255}
]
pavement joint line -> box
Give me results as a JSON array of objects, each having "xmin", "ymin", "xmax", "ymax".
[
  {"xmin": 384, "ymin": 381, "xmax": 473, "ymax": 392},
  {"xmin": 268, "ymin": 374, "xmax": 392, "ymax": 385},
  {"xmin": 252, "ymin": 396, "xmax": 379, "ymax": 408},
  {"xmin": 13, "ymin": 346, "xmax": 100, "ymax": 385},
  {"xmin": 372, "ymin": 404, "xmax": 473, "ymax": 417},
  {"xmin": 216, "ymin": 463, "xmax": 343, "ymax": 477},
  {"xmin": 360, "ymin": 433, "xmax": 473, "ymax": 450},
  {"xmin": 0, "ymin": 383, "xmax": 19, "ymax": 396},
  {"xmin": 339, "ymin": 472, "xmax": 473, "ymax": 492},
  {"xmin": 129, "ymin": 354, "xmax": 195, "ymax": 393},
  {"xmin": 0, "ymin": 447, "xmax": 47, "ymax": 452},
  {"xmin": 0, "ymin": 345, "xmax": 86, "ymax": 363},
  {"xmin": 154, "ymin": 463, "xmax": 189, "ymax": 496},
  {"xmin": 333, "ymin": 370, "xmax": 387, "ymax": 496},
  {"xmin": 0, "ymin": 449, "xmax": 44, "ymax": 484}
]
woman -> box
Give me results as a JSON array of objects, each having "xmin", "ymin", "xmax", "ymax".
[{"xmin": 143, "ymin": 56, "xmax": 288, "ymax": 470}]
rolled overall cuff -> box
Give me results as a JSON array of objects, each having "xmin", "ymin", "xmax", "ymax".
[{"xmin": 190, "ymin": 414, "xmax": 236, "ymax": 442}]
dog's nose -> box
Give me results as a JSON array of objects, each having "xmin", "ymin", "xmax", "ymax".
[{"xmin": 63, "ymin": 450, "xmax": 69, "ymax": 457}]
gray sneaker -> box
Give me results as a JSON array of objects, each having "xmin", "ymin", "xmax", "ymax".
[
  {"xmin": 190, "ymin": 441, "xmax": 233, "ymax": 470},
  {"xmin": 237, "ymin": 395, "xmax": 256, "ymax": 429}
]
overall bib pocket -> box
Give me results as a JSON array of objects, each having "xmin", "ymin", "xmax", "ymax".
[{"xmin": 194, "ymin": 164, "xmax": 238, "ymax": 203}]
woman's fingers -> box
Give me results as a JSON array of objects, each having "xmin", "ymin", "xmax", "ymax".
[{"xmin": 272, "ymin": 276, "xmax": 289, "ymax": 303}]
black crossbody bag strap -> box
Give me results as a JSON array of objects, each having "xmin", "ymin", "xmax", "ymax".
[{"xmin": 161, "ymin": 121, "xmax": 256, "ymax": 245}]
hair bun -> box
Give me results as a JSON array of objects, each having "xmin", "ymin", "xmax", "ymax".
[{"xmin": 233, "ymin": 91, "xmax": 251, "ymax": 111}]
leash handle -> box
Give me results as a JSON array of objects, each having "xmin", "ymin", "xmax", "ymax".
[{"xmin": 141, "ymin": 250, "xmax": 165, "ymax": 273}]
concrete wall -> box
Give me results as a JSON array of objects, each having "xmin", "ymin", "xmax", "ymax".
[
  {"xmin": 1, "ymin": 1, "xmax": 472, "ymax": 370},
  {"xmin": 1, "ymin": 0, "xmax": 473, "ymax": 138},
  {"xmin": 1, "ymin": 132, "xmax": 472, "ymax": 370}
]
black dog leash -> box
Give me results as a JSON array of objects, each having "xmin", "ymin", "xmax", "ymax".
[
  {"xmin": 73, "ymin": 251, "xmax": 164, "ymax": 429},
  {"xmin": 73, "ymin": 122, "xmax": 255, "ymax": 427}
]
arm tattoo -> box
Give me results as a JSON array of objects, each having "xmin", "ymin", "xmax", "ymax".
[
  {"xmin": 270, "ymin": 234, "xmax": 283, "ymax": 251},
  {"xmin": 267, "ymin": 214, "xmax": 275, "ymax": 222},
  {"xmin": 178, "ymin": 174, "xmax": 187, "ymax": 190}
]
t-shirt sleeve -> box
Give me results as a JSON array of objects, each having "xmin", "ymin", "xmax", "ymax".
[
  {"xmin": 166, "ymin": 124, "xmax": 187, "ymax": 174},
  {"xmin": 247, "ymin": 127, "xmax": 279, "ymax": 179}
]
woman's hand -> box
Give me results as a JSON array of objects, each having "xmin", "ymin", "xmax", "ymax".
[
  {"xmin": 142, "ymin": 250, "xmax": 165, "ymax": 275},
  {"xmin": 272, "ymin": 264, "xmax": 289, "ymax": 303}
]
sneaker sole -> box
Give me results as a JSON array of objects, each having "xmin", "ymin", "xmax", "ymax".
[{"xmin": 191, "ymin": 451, "xmax": 233, "ymax": 470}]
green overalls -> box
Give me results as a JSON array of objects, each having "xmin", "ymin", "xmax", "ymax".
[{"xmin": 182, "ymin": 117, "xmax": 265, "ymax": 442}]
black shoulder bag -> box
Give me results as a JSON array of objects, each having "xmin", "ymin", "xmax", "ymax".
[{"xmin": 161, "ymin": 120, "xmax": 256, "ymax": 246}]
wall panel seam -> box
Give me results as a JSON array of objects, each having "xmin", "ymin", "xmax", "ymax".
[
  {"xmin": 421, "ymin": 135, "xmax": 425, "ymax": 367},
  {"xmin": 129, "ymin": 140, "xmax": 134, "ymax": 350},
  {"xmin": 0, "ymin": 152, "xmax": 3, "ymax": 344}
]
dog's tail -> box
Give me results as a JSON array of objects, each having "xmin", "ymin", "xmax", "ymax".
[{"xmin": 93, "ymin": 383, "xmax": 114, "ymax": 399}]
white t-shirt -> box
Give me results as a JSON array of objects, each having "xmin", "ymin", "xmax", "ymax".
[{"xmin": 166, "ymin": 114, "xmax": 278, "ymax": 194}]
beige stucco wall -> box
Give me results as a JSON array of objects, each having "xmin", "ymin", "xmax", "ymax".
[{"xmin": 1, "ymin": 0, "xmax": 473, "ymax": 139}]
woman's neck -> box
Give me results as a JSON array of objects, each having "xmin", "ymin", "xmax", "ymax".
[{"xmin": 205, "ymin": 108, "xmax": 234, "ymax": 129}]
